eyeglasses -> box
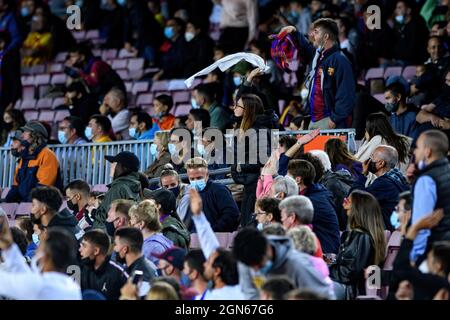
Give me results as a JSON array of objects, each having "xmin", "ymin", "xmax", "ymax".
[{"xmin": 231, "ymin": 104, "xmax": 245, "ymax": 110}]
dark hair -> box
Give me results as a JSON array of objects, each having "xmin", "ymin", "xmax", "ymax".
[
  {"xmin": 185, "ymin": 249, "xmax": 206, "ymax": 277},
  {"xmin": 132, "ymin": 111, "xmax": 153, "ymax": 130},
  {"xmin": 194, "ymin": 83, "xmax": 218, "ymax": 104},
  {"xmin": 431, "ymin": 241, "xmax": 450, "ymax": 276},
  {"xmin": 279, "ymin": 135, "xmax": 297, "ymax": 151},
  {"xmin": 262, "ymin": 223, "xmax": 286, "ymax": 236},
  {"xmin": 421, "ymin": 130, "xmax": 449, "ymax": 158},
  {"xmin": 65, "ymin": 80, "xmax": 88, "ymax": 96},
  {"xmin": 312, "ymin": 18, "xmax": 339, "ymax": 43},
  {"xmin": 44, "ymin": 228, "xmax": 78, "ymax": 272},
  {"xmin": 155, "ymin": 94, "xmax": 174, "ymax": 112},
  {"xmin": 114, "ymin": 227, "xmax": 143, "ymax": 254},
  {"xmin": 16, "ymin": 216, "xmax": 34, "ymax": 242},
  {"xmin": 90, "ymin": 114, "xmax": 112, "ymax": 134},
  {"xmin": 298, "ymin": 153, "xmax": 324, "ymax": 183},
  {"xmin": 261, "ymin": 276, "xmax": 295, "ymax": 300},
  {"xmin": 248, "ymin": 39, "xmax": 271, "ymax": 58},
  {"xmin": 68, "ymin": 41, "xmax": 93, "ymax": 59},
  {"xmin": 290, "ymin": 116, "xmax": 305, "ymax": 129},
  {"xmin": 213, "ymin": 248, "xmax": 239, "ymax": 285},
  {"xmin": 82, "ymin": 229, "xmax": 111, "ymax": 256},
  {"xmin": 385, "ymin": 82, "xmax": 406, "ymax": 101},
  {"xmin": 255, "ymin": 197, "xmax": 281, "ymax": 223},
  {"xmin": 286, "ymin": 289, "xmax": 328, "ymax": 300},
  {"xmin": 64, "ymin": 116, "xmax": 87, "ymax": 140},
  {"xmin": 30, "ymin": 186, "xmax": 63, "ymax": 213},
  {"xmin": 170, "ymin": 17, "xmax": 186, "ymax": 33},
  {"xmin": 365, "ymin": 112, "xmax": 409, "ymax": 163},
  {"xmin": 325, "ymin": 138, "xmax": 359, "ymax": 174},
  {"xmin": 232, "ymin": 228, "xmax": 267, "ymax": 266},
  {"xmin": 398, "ymin": 191, "xmax": 412, "ymax": 211},
  {"xmin": 10, "ymin": 227, "xmax": 28, "ymax": 255},
  {"xmin": 65, "ymin": 179, "xmax": 90, "ymax": 196},
  {"xmin": 151, "ymin": 276, "xmax": 181, "ymax": 299},
  {"xmin": 238, "ymin": 94, "xmax": 265, "ymax": 133},
  {"xmin": 5, "ymin": 109, "xmax": 26, "ymax": 129},
  {"xmin": 189, "ymin": 108, "xmax": 211, "ymax": 128},
  {"xmin": 288, "ymin": 160, "xmax": 316, "ymax": 187}
]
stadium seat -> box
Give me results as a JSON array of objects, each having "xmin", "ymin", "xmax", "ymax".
[
  {"xmin": 116, "ymin": 69, "xmax": 130, "ymax": 80},
  {"xmin": 384, "ymin": 67, "xmax": 403, "ymax": 80},
  {"xmin": 128, "ymin": 58, "xmax": 144, "ymax": 71},
  {"xmin": 402, "ymin": 66, "xmax": 416, "ymax": 82},
  {"xmin": 125, "ymin": 81, "xmax": 133, "ymax": 93},
  {"xmin": 73, "ymin": 30, "xmax": 86, "ymax": 41},
  {"xmin": 168, "ymin": 80, "xmax": 187, "ymax": 91},
  {"xmin": 51, "ymin": 74, "xmax": 67, "ymax": 85},
  {"xmin": 365, "ymin": 67, "xmax": 384, "ymax": 81},
  {"xmin": 34, "ymin": 74, "xmax": 51, "ymax": 86},
  {"xmin": 151, "ymin": 80, "xmax": 169, "ymax": 92},
  {"xmin": 85, "ymin": 29, "xmax": 100, "ymax": 40},
  {"xmin": 21, "ymin": 75, "xmax": 35, "ymax": 86},
  {"xmin": 373, "ymin": 93, "xmax": 387, "ymax": 104},
  {"xmin": 0, "ymin": 203, "xmax": 18, "ymax": 218},
  {"xmin": 132, "ymin": 81, "xmax": 150, "ymax": 95},
  {"xmin": 39, "ymin": 110, "xmax": 55, "ymax": 122},
  {"xmin": 55, "ymin": 52, "xmax": 68, "ymax": 63},
  {"xmin": 30, "ymin": 65, "xmax": 45, "ymax": 74},
  {"xmin": 36, "ymin": 98, "xmax": 53, "ymax": 109},
  {"xmin": 102, "ymin": 49, "xmax": 118, "ymax": 60},
  {"xmin": 174, "ymin": 104, "xmax": 191, "ymax": 116},
  {"xmin": 173, "ymin": 91, "xmax": 190, "ymax": 105},
  {"xmin": 54, "ymin": 110, "xmax": 71, "ymax": 122},
  {"xmin": 118, "ymin": 48, "xmax": 136, "ymax": 59},
  {"xmin": 49, "ymin": 63, "xmax": 63, "ymax": 73},
  {"xmin": 22, "ymin": 86, "xmax": 36, "ymax": 100},
  {"xmin": 24, "ymin": 111, "xmax": 39, "ymax": 121},
  {"xmin": 21, "ymin": 99, "xmax": 37, "ymax": 110},
  {"xmin": 52, "ymin": 97, "xmax": 65, "ymax": 109},
  {"xmin": 129, "ymin": 69, "xmax": 144, "ymax": 80},
  {"xmin": 112, "ymin": 59, "xmax": 128, "ymax": 70},
  {"xmin": 136, "ymin": 93, "xmax": 153, "ymax": 107},
  {"xmin": 92, "ymin": 184, "xmax": 108, "ymax": 193},
  {"xmin": 16, "ymin": 203, "xmax": 32, "ymax": 217}
]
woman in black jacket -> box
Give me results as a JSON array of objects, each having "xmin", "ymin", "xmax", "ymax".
[
  {"xmin": 231, "ymin": 94, "xmax": 272, "ymax": 227},
  {"xmin": 330, "ymin": 190, "xmax": 386, "ymax": 299}
]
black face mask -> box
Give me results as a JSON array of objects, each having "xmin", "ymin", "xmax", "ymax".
[
  {"xmin": 105, "ymin": 221, "xmax": 116, "ymax": 237},
  {"xmin": 30, "ymin": 213, "xmax": 41, "ymax": 226},
  {"xmin": 67, "ymin": 200, "xmax": 79, "ymax": 213},
  {"xmin": 168, "ymin": 186, "xmax": 180, "ymax": 198},
  {"xmin": 368, "ymin": 160, "xmax": 379, "ymax": 174},
  {"xmin": 81, "ymin": 257, "xmax": 95, "ymax": 267},
  {"xmin": 11, "ymin": 148, "xmax": 21, "ymax": 157},
  {"xmin": 112, "ymin": 251, "xmax": 126, "ymax": 265}
]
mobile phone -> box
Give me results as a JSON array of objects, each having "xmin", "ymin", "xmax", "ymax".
[{"xmin": 132, "ymin": 270, "xmax": 144, "ymax": 285}]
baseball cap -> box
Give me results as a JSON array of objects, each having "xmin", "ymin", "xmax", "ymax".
[
  {"xmin": 105, "ymin": 151, "xmax": 140, "ymax": 172},
  {"xmin": 154, "ymin": 247, "xmax": 187, "ymax": 270},
  {"xmin": 11, "ymin": 130, "xmax": 23, "ymax": 141},
  {"xmin": 143, "ymin": 188, "xmax": 176, "ymax": 214},
  {"xmin": 20, "ymin": 121, "xmax": 49, "ymax": 139}
]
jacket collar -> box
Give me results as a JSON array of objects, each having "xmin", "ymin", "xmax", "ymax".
[{"xmin": 418, "ymin": 157, "xmax": 450, "ymax": 175}]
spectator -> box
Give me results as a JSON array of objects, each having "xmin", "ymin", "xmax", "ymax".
[
  {"xmin": 325, "ymin": 138, "xmax": 363, "ymax": 179},
  {"xmin": 186, "ymin": 108, "xmax": 211, "ymax": 133},
  {"xmin": 287, "ymin": 0, "xmax": 312, "ymax": 37},
  {"xmin": 113, "ymin": 227, "xmax": 158, "ymax": 298},
  {"xmin": 99, "ymin": 88, "xmax": 130, "ymax": 140},
  {"xmin": 196, "ymin": 127, "xmax": 228, "ymax": 176},
  {"xmin": 410, "ymin": 130, "xmax": 450, "ymax": 264},
  {"xmin": 0, "ymin": 30, "xmax": 21, "ymax": 115},
  {"xmin": 1, "ymin": 109, "xmax": 25, "ymax": 147},
  {"xmin": 254, "ymin": 197, "xmax": 281, "ymax": 230},
  {"xmin": 218, "ymin": 0, "xmax": 258, "ymax": 53},
  {"xmin": 94, "ymin": 151, "xmax": 141, "ymax": 228},
  {"xmin": 143, "ymin": 188, "xmax": 190, "ymax": 249},
  {"xmin": 153, "ymin": 94, "xmax": 175, "ymax": 131},
  {"xmin": 384, "ymin": 82, "xmax": 418, "ymax": 137},
  {"xmin": 182, "ymin": 157, "xmax": 240, "ymax": 232},
  {"xmin": 129, "ymin": 111, "xmax": 159, "ymax": 141},
  {"xmin": 192, "ymin": 83, "xmax": 230, "ymax": 131},
  {"xmin": 128, "ymin": 200, "xmax": 173, "ymax": 265},
  {"xmin": 391, "ymin": 191, "xmax": 412, "ymax": 233},
  {"xmin": 79, "ymin": 229, "xmax": 128, "ymax": 300},
  {"xmin": 260, "ymin": 276, "xmax": 295, "ymax": 300},
  {"xmin": 425, "ymin": 36, "xmax": 450, "ymax": 84},
  {"xmin": 159, "ymin": 165, "xmax": 189, "ymax": 206},
  {"xmin": 0, "ymin": 226, "xmax": 81, "ymax": 300},
  {"xmin": 99, "ymin": 0, "xmax": 125, "ymax": 49},
  {"xmin": 86, "ymin": 115, "xmax": 113, "ymax": 143},
  {"xmin": 65, "ymin": 180, "xmax": 93, "ymax": 230},
  {"xmin": 183, "ymin": 249, "xmax": 208, "ymax": 300},
  {"xmin": 145, "ymin": 281, "xmax": 179, "ymax": 300},
  {"xmin": 352, "ymin": 145, "xmax": 409, "ymax": 230},
  {"xmin": 145, "ymin": 131, "xmax": 171, "ymax": 179},
  {"xmin": 5, "ymin": 121, "xmax": 62, "ymax": 203},
  {"xmin": 57, "ymin": 116, "xmax": 88, "ymax": 145},
  {"xmin": 269, "ymin": 176, "xmax": 299, "ymax": 200},
  {"xmin": 329, "ymin": 190, "xmax": 386, "ymax": 300},
  {"xmin": 21, "ymin": 14, "xmax": 52, "ymax": 66},
  {"xmin": 65, "ymin": 42, "xmax": 126, "ymax": 99},
  {"xmin": 278, "ymin": 19, "xmax": 355, "ymax": 129},
  {"xmin": 233, "ymin": 227, "xmax": 334, "ymax": 300},
  {"xmin": 183, "ymin": 20, "xmax": 214, "ymax": 77},
  {"xmin": 15, "ymin": 216, "xmax": 36, "ymax": 259},
  {"xmin": 60, "ymin": 81, "xmax": 99, "ymax": 124},
  {"xmin": 0, "ymin": 0, "xmax": 22, "ymax": 54},
  {"xmin": 105, "ymin": 199, "xmax": 134, "ymax": 237},
  {"xmin": 288, "ymin": 159, "xmax": 341, "ymax": 254},
  {"xmin": 156, "ymin": 247, "xmax": 197, "ymax": 300}
]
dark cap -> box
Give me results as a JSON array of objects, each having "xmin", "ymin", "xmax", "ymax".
[
  {"xmin": 143, "ymin": 188, "xmax": 176, "ymax": 214},
  {"xmin": 20, "ymin": 121, "xmax": 48, "ymax": 139},
  {"xmin": 11, "ymin": 130, "xmax": 23, "ymax": 141},
  {"xmin": 105, "ymin": 151, "xmax": 140, "ymax": 172},
  {"xmin": 154, "ymin": 247, "xmax": 186, "ymax": 270}
]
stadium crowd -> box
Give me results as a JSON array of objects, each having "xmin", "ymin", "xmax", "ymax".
[{"xmin": 0, "ymin": 0, "xmax": 450, "ymax": 301}]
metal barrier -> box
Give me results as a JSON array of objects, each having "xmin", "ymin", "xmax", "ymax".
[{"xmin": 0, "ymin": 139, "xmax": 155, "ymax": 188}]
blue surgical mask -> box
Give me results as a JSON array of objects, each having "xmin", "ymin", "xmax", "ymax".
[
  {"xmin": 168, "ymin": 143, "xmax": 177, "ymax": 155},
  {"xmin": 190, "ymin": 179, "xmax": 207, "ymax": 192},
  {"xmin": 164, "ymin": 26, "xmax": 174, "ymax": 39},
  {"xmin": 20, "ymin": 7, "xmax": 30, "ymax": 17},
  {"xmin": 150, "ymin": 144, "xmax": 158, "ymax": 156},
  {"xmin": 233, "ymin": 76, "xmax": 242, "ymax": 87},
  {"xmin": 395, "ymin": 15, "xmax": 405, "ymax": 24},
  {"xmin": 85, "ymin": 127, "xmax": 93, "ymax": 140},
  {"xmin": 116, "ymin": 0, "xmax": 127, "ymax": 7},
  {"xmin": 191, "ymin": 98, "xmax": 200, "ymax": 109},
  {"xmin": 58, "ymin": 130, "xmax": 68, "ymax": 144},
  {"xmin": 259, "ymin": 259, "xmax": 273, "ymax": 275},
  {"xmin": 32, "ymin": 233, "xmax": 40, "ymax": 246},
  {"xmin": 180, "ymin": 272, "xmax": 192, "ymax": 288},
  {"xmin": 197, "ymin": 144, "xmax": 205, "ymax": 156},
  {"xmin": 129, "ymin": 127, "xmax": 137, "ymax": 139},
  {"xmin": 390, "ymin": 211, "xmax": 401, "ymax": 230}
]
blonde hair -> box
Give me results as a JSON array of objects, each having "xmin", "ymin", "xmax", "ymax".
[
  {"xmin": 146, "ymin": 282, "xmax": 179, "ymax": 300},
  {"xmin": 287, "ymin": 226, "xmax": 317, "ymax": 255},
  {"xmin": 155, "ymin": 131, "xmax": 170, "ymax": 151},
  {"xmin": 128, "ymin": 200, "xmax": 162, "ymax": 232},
  {"xmin": 185, "ymin": 157, "xmax": 208, "ymax": 170}
]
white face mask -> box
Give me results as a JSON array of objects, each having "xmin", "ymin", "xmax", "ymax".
[
  {"xmin": 257, "ymin": 223, "xmax": 264, "ymax": 231},
  {"xmin": 32, "ymin": 233, "xmax": 40, "ymax": 245},
  {"xmin": 185, "ymin": 32, "xmax": 195, "ymax": 42}
]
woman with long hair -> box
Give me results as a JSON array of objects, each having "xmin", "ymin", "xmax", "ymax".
[
  {"xmin": 325, "ymin": 138, "xmax": 363, "ymax": 178},
  {"xmin": 355, "ymin": 112, "xmax": 410, "ymax": 166},
  {"xmin": 330, "ymin": 190, "xmax": 387, "ymax": 299},
  {"xmin": 1, "ymin": 109, "xmax": 26, "ymax": 147}
]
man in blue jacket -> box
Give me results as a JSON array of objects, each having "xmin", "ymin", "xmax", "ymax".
[
  {"xmin": 278, "ymin": 19, "xmax": 355, "ymax": 129},
  {"xmin": 288, "ymin": 159, "xmax": 340, "ymax": 254},
  {"xmin": 182, "ymin": 157, "xmax": 240, "ymax": 232}
]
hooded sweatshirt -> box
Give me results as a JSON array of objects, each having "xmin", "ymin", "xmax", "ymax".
[
  {"xmin": 238, "ymin": 236, "xmax": 335, "ymax": 300},
  {"xmin": 47, "ymin": 208, "xmax": 84, "ymax": 241}
]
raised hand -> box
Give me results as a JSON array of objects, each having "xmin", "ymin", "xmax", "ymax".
[
  {"xmin": 297, "ymin": 128, "xmax": 320, "ymax": 145},
  {"xmin": 190, "ymin": 188, "xmax": 203, "ymax": 216}
]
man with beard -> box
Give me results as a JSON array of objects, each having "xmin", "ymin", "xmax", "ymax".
[
  {"xmin": 79, "ymin": 229, "xmax": 128, "ymax": 300},
  {"xmin": 4, "ymin": 121, "xmax": 62, "ymax": 203},
  {"xmin": 65, "ymin": 180, "xmax": 93, "ymax": 231}
]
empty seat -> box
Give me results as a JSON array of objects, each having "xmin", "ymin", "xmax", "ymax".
[
  {"xmin": 118, "ymin": 48, "xmax": 136, "ymax": 59},
  {"xmin": 151, "ymin": 80, "xmax": 169, "ymax": 92},
  {"xmin": 22, "ymin": 86, "xmax": 36, "ymax": 100},
  {"xmin": 52, "ymin": 97, "xmax": 65, "ymax": 109},
  {"xmin": 173, "ymin": 91, "xmax": 190, "ymax": 104},
  {"xmin": 51, "ymin": 74, "xmax": 67, "ymax": 85},
  {"xmin": 24, "ymin": 110, "xmax": 39, "ymax": 121},
  {"xmin": 116, "ymin": 69, "xmax": 130, "ymax": 80},
  {"xmin": 402, "ymin": 65, "xmax": 416, "ymax": 82},
  {"xmin": 55, "ymin": 52, "xmax": 68, "ymax": 62},
  {"xmin": 16, "ymin": 203, "xmax": 32, "ymax": 217},
  {"xmin": 36, "ymin": 98, "xmax": 53, "ymax": 109},
  {"xmin": 0, "ymin": 203, "xmax": 18, "ymax": 218},
  {"xmin": 365, "ymin": 67, "xmax": 384, "ymax": 81},
  {"xmin": 384, "ymin": 66, "xmax": 403, "ymax": 80},
  {"xmin": 92, "ymin": 184, "xmax": 108, "ymax": 193},
  {"xmin": 49, "ymin": 63, "xmax": 63, "ymax": 73},
  {"xmin": 174, "ymin": 104, "xmax": 191, "ymax": 116},
  {"xmin": 132, "ymin": 81, "xmax": 150, "ymax": 95},
  {"xmin": 373, "ymin": 93, "xmax": 387, "ymax": 104},
  {"xmin": 85, "ymin": 29, "xmax": 100, "ymax": 40},
  {"xmin": 30, "ymin": 65, "xmax": 45, "ymax": 74},
  {"xmin": 125, "ymin": 81, "xmax": 133, "ymax": 93},
  {"xmin": 73, "ymin": 31, "xmax": 86, "ymax": 41},
  {"xmin": 21, "ymin": 99, "xmax": 37, "ymax": 110},
  {"xmin": 92, "ymin": 49, "xmax": 102, "ymax": 57},
  {"xmin": 39, "ymin": 110, "xmax": 55, "ymax": 122},
  {"xmin": 54, "ymin": 110, "xmax": 71, "ymax": 122},
  {"xmin": 129, "ymin": 69, "xmax": 143, "ymax": 80},
  {"xmin": 136, "ymin": 93, "xmax": 153, "ymax": 106},
  {"xmin": 102, "ymin": 49, "xmax": 118, "ymax": 60},
  {"xmin": 167, "ymin": 79, "xmax": 187, "ymax": 91},
  {"xmin": 112, "ymin": 59, "xmax": 128, "ymax": 70},
  {"xmin": 128, "ymin": 58, "xmax": 144, "ymax": 71},
  {"xmin": 21, "ymin": 75, "xmax": 35, "ymax": 86}
]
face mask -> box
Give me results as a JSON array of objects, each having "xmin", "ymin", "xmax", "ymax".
[
  {"xmin": 395, "ymin": 15, "xmax": 405, "ymax": 24},
  {"xmin": 11, "ymin": 148, "xmax": 21, "ymax": 157},
  {"xmin": 190, "ymin": 179, "xmax": 207, "ymax": 192},
  {"xmin": 390, "ymin": 211, "xmax": 401, "ymax": 230},
  {"xmin": 259, "ymin": 259, "xmax": 273, "ymax": 275},
  {"xmin": 300, "ymin": 88, "xmax": 309, "ymax": 100},
  {"xmin": 32, "ymin": 233, "xmax": 40, "ymax": 246},
  {"xmin": 58, "ymin": 130, "xmax": 68, "ymax": 144},
  {"xmin": 164, "ymin": 26, "xmax": 174, "ymax": 39},
  {"xmin": 168, "ymin": 143, "xmax": 177, "ymax": 155},
  {"xmin": 191, "ymin": 98, "xmax": 200, "ymax": 109},
  {"xmin": 85, "ymin": 127, "xmax": 93, "ymax": 140},
  {"xmin": 117, "ymin": 0, "xmax": 126, "ymax": 6},
  {"xmin": 105, "ymin": 221, "xmax": 116, "ymax": 237},
  {"xmin": 257, "ymin": 222, "xmax": 264, "ymax": 231},
  {"xmin": 81, "ymin": 257, "xmax": 95, "ymax": 267},
  {"xmin": 418, "ymin": 159, "xmax": 427, "ymax": 171},
  {"xmin": 30, "ymin": 252, "xmax": 44, "ymax": 273},
  {"xmin": 197, "ymin": 144, "xmax": 206, "ymax": 156},
  {"xmin": 168, "ymin": 186, "xmax": 180, "ymax": 198},
  {"xmin": 185, "ymin": 32, "xmax": 195, "ymax": 42},
  {"xmin": 180, "ymin": 272, "xmax": 192, "ymax": 287},
  {"xmin": 150, "ymin": 144, "xmax": 158, "ymax": 156},
  {"xmin": 67, "ymin": 200, "xmax": 79, "ymax": 213},
  {"xmin": 385, "ymin": 101, "xmax": 399, "ymax": 113},
  {"xmin": 20, "ymin": 7, "xmax": 30, "ymax": 17},
  {"xmin": 368, "ymin": 160, "xmax": 379, "ymax": 174},
  {"xmin": 21, "ymin": 140, "xmax": 31, "ymax": 149},
  {"xmin": 30, "ymin": 213, "xmax": 42, "ymax": 226},
  {"xmin": 233, "ymin": 76, "xmax": 242, "ymax": 87},
  {"xmin": 128, "ymin": 127, "xmax": 137, "ymax": 139}
]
